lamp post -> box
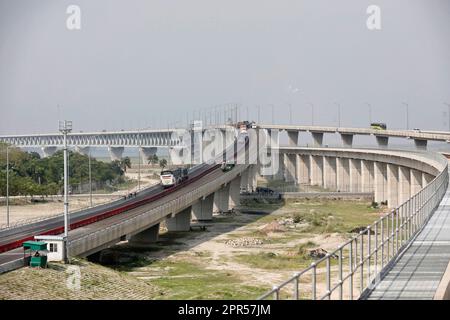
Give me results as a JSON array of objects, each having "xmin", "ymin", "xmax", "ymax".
[
  {"xmin": 6, "ymin": 146, "xmax": 9, "ymax": 227},
  {"xmin": 402, "ymin": 102, "xmax": 409, "ymax": 130},
  {"xmin": 59, "ymin": 120, "xmax": 72, "ymax": 263},
  {"xmin": 88, "ymin": 148, "xmax": 92, "ymax": 207}
]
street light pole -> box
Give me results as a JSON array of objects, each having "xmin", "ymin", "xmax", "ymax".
[
  {"xmin": 88, "ymin": 148, "xmax": 92, "ymax": 207},
  {"xmin": 59, "ymin": 120, "xmax": 72, "ymax": 263},
  {"xmin": 6, "ymin": 146, "xmax": 9, "ymax": 227},
  {"xmin": 402, "ymin": 102, "xmax": 409, "ymax": 130}
]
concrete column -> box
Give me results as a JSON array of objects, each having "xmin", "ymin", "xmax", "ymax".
[
  {"xmin": 296, "ymin": 154, "xmax": 310, "ymax": 184},
  {"xmin": 213, "ymin": 184, "xmax": 230, "ymax": 213},
  {"xmin": 75, "ymin": 146, "xmax": 91, "ymax": 156},
  {"xmin": 128, "ymin": 223, "xmax": 160, "ymax": 246},
  {"xmin": 375, "ymin": 136, "xmax": 389, "ymax": 148},
  {"xmin": 336, "ymin": 158, "xmax": 350, "ymax": 192},
  {"xmin": 166, "ymin": 207, "xmax": 191, "ymax": 232},
  {"xmin": 229, "ymin": 175, "xmax": 241, "ymax": 208},
  {"xmin": 244, "ymin": 165, "xmax": 258, "ymax": 192},
  {"xmin": 284, "ymin": 154, "xmax": 296, "ymax": 182},
  {"xmin": 398, "ymin": 166, "xmax": 411, "ymax": 204},
  {"xmin": 414, "ymin": 139, "xmax": 428, "ymax": 150},
  {"xmin": 387, "ymin": 164, "xmax": 399, "ymax": 208},
  {"xmin": 109, "ymin": 146, "xmax": 124, "ymax": 161},
  {"xmin": 42, "ymin": 146, "xmax": 58, "ymax": 158},
  {"xmin": 310, "ymin": 155, "xmax": 323, "ymax": 186},
  {"xmin": 311, "ymin": 132, "xmax": 323, "ymax": 147},
  {"xmin": 287, "ymin": 131, "xmax": 299, "ymax": 146},
  {"xmin": 422, "ymin": 173, "xmax": 434, "ymax": 187},
  {"xmin": 140, "ymin": 147, "xmax": 157, "ymax": 164},
  {"xmin": 169, "ymin": 147, "xmax": 189, "ymax": 165},
  {"xmin": 192, "ymin": 193, "xmax": 215, "ymax": 221},
  {"xmin": 323, "ymin": 156, "xmax": 337, "ymax": 190},
  {"xmin": 240, "ymin": 169, "xmax": 250, "ymax": 192},
  {"xmin": 360, "ymin": 160, "xmax": 374, "ymax": 192},
  {"xmin": 349, "ymin": 159, "xmax": 361, "ymax": 192},
  {"xmin": 341, "ymin": 134, "xmax": 354, "ymax": 147},
  {"xmin": 374, "ymin": 162, "xmax": 387, "ymax": 203},
  {"xmin": 274, "ymin": 153, "xmax": 285, "ymax": 180},
  {"xmin": 410, "ymin": 169, "xmax": 422, "ymax": 197}
]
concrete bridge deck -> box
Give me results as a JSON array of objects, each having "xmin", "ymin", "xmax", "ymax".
[{"xmin": 367, "ymin": 166, "xmax": 450, "ymax": 300}]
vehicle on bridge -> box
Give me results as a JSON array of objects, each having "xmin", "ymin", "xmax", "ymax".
[
  {"xmin": 221, "ymin": 161, "xmax": 235, "ymax": 172},
  {"xmin": 370, "ymin": 122, "xmax": 387, "ymax": 130},
  {"xmin": 160, "ymin": 167, "xmax": 189, "ymax": 188}
]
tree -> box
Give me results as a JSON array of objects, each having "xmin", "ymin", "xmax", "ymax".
[
  {"xmin": 120, "ymin": 157, "xmax": 132, "ymax": 172},
  {"xmin": 159, "ymin": 159, "xmax": 168, "ymax": 169},
  {"xmin": 147, "ymin": 154, "xmax": 159, "ymax": 166}
]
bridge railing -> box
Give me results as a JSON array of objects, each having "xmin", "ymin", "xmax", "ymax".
[{"xmin": 258, "ymin": 163, "xmax": 449, "ymax": 300}]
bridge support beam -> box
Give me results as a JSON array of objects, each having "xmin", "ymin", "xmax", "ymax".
[
  {"xmin": 287, "ymin": 131, "xmax": 299, "ymax": 146},
  {"xmin": 414, "ymin": 139, "xmax": 428, "ymax": 150},
  {"xmin": 213, "ymin": 184, "xmax": 230, "ymax": 213},
  {"xmin": 166, "ymin": 207, "xmax": 191, "ymax": 232},
  {"xmin": 349, "ymin": 159, "xmax": 361, "ymax": 192},
  {"xmin": 398, "ymin": 166, "xmax": 411, "ymax": 204},
  {"xmin": 410, "ymin": 169, "xmax": 422, "ymax": 197},
  {"xmin": 75, "ymin": 146, "xmax": 91, "ymax": 156},
  {"xmin": 310, "ymin": 155, "xmax": 323, "ymax": 186},
  {"xmin": 387, "ymin": 164, "xmax": 399, "ymax": 208},
  {"xmin": 323, "ymin": 156, "xmax": 337, "ymax": 190},
  {"xmin": 375, "ymin": 136, "xmax": 389, "ymax": 148},
  {"xmin": 229, "ymin": 175, "xmax": 241, "ymax": 208},
  {"xmin": 296, "ymin": 155, "xmax": 310, "ymax": 184},
  {"xmin": 422, "ymin": 173, "xmax": 434, "ymax": 187},
  {"xmin": 140, "ymin": 147, "xmax": 157, "ymax": 164},
  {"xmin": 192, "ymin": 193, "xmax": 215, "ymax": 221},
  {"xmin": 248, "ymin": 165, "xmax": 258, "ymax": 192},
  {"xmin": 275, "ymin": 154, "xmax": 285, "ymax": 180},
  {"xmin": 109, "ymin": 146, "xmax": 124, "ymax": 161},
  {"xmin": 284, "ymin": 154, "xmax": 296, "ymax": 182},
  {"xmin": 311, "ymin": 132, "xmax": 323, "ymax": 147},
  {"xmin": 361, "ymin": 160, "xmax": 374, "ymax": 192},
  {"xmin": 336, "ymin": 158, "xmax": 350, "ymax": 192},
  {"xmin": 42, "ymin": 146, "xmax": 58, "ymax": 158},
  {"xmin": 128, "ymin": 223, "xmax": 160, "ymax": 246},
  {"xmin": 341, "ymin": 134, "xmax": 354, "ymax": 147},
  {"xmin": 374, "ymin": 162, "xmax": 387, "ymax": 203}
]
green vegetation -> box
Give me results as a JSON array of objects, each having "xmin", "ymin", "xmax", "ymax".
[{"xmin": 0, "ymin": 142, "xmax": 126, "ymax": 197}]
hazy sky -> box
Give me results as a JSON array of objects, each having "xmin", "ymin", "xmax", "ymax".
[{"xmin": 0, "ymin": 0, "xmax": 449, "ymax": 135}]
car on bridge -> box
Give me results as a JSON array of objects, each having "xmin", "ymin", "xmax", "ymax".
[{"xmin": 370, "ymin": 122, "xmax": 387, "ymax": 130}]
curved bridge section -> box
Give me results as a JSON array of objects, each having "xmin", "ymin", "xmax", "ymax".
[{"xmin": 260, "ymin": 147, "xmax": 449, "ymax": 300}]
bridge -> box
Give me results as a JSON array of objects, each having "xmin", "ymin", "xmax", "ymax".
[{"xmin": 1, "ymin": 124, "xmax": 450, "ymax": 299}]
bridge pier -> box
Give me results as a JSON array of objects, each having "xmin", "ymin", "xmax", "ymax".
[
  {"xmin": 166, "ymin": 207, "xmax": 191, "ymax": 232},
  {"xmin": 140, "ymin": 147, "xmax": 157, "ymax": 164},
  {"xmin": 192, "ymin": 193, "xmax": 214, "ymax": 221},
  {"xmin": 374, "ymin": 162, "xmax": 387, "ymax": 204},
  {"xmin": 349, "ymin": 159, "xmax": 361, "ymax": 192},
  {"xmin": 42, "ymin": 146, "xmax": 58, "ymax": 157},
  {"xmin": 323, "ymin": 156, "xmax": 337, "ymax": 190},
  {"xmin": 128, "ymin": 223, "xmax": 160, "ymax": 246},
  {"xmin": 341, "ymin": 134, "xmax": 354, "ymax": 147},
  {"xmin": 387, "ymin": 164, "xmax": 399, "ymax": 207},
  {"xmin": 310, "ymin": 155, "xmax": 323, "ymax": 186},
  {"xmin": 398, "ymin": 166, "xmax": 411, "ymax": 204},
  {"xmin": 410, "ymin": 169, "xmax": 422, "ymax": 197},
  {"xmin": 296, "ymin": 155, "xmax": 310, "ymax": 184},
  {"xmin": 311, "ymin": 132, "xmax": 323, "ymax": 147},
  {"xmin": 361, "ymin": 160, "xmax": 374, "ymax": 192},
  {"xmin": 287, "ymin": 131, "xmax": 299, "ymax": 146},
  {"xmin": 336, "ymin": 158, "xmax": 350, "ymax": 192},
  {"xmin": 229, "ymin": 175, "xmax": 241, "ymax": 208},
  {"xmin": 109, "ymin": 146, "xmax": 124, "ymax": 161},
  {"xmin": 213, "ymin": 184, "xmax": 230, "ymax": 213},
  {"xmin": 284, "ymin": 154, "xmax": 296, "ymax": 182},
  {"xmin": 375, "ymin": 136, "xmax": 389, "ymax": 148},
  {"xmin": 414, "ymin": 139, "xmax": 428, "ymax": 150}
]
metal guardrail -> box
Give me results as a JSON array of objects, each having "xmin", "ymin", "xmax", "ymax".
[{"xmin": 258, "ymin": 163, "xmax": 449, "ymax": 300}]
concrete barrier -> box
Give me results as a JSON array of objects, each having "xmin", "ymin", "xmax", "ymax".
[{"xmin": 0, "ymin": 258, "xmax": 25, "ymax": 274}]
